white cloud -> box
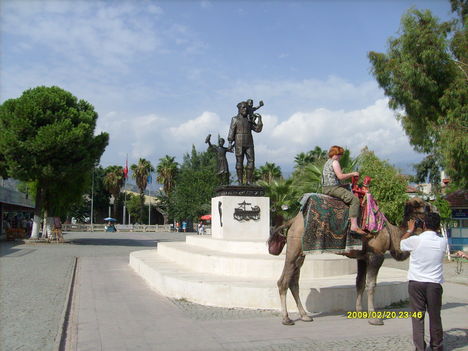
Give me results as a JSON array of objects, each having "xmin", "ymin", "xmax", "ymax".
[
  {"xmin": 254, "ymin": 98, "xmax": 421, "ymax": 171},
  {"xmin": 2, "ymin": 1, "xmax": 166, "ymax": 70},
  {"xmin": 168, "ymin": 111, "xmax": 223, "ymax": 143},
  {"xmin": 221, "ymin": 76, "xmax": 383, "ymax": 113}
]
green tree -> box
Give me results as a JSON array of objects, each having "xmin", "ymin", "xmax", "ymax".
[
  {"xmin": 413, "ymin": 155, "xmax": 442, "ymax": 192},
  {"xmin": 156, "ymin": 155, "xmax": 178, "ymax": 195},
  {"xmin": 308, "ymin": 146, "xmax": 328, "ymax": 164},
  {"xmin": 131, "ymin": 158, "xmax": 154, "ymax": 223},
  {"xmin": 368, "ymin": 4, "xmax": 467, "ymax": 188},
  {"xmin": 156, "ymin": 155, "xmax": 179, "ymax": 224},
  {"xmin": 357, "ymin": 148, "xmax": 409, "ymax": 224},
  {"xmin": 103, "ymin": 166, "xmax": 125, "ymax": 219},
  {"xmin": 169, "ymin": 146, "xmax": 219, "ymax": 223},
  {"xmin": 294, "ymin": 146, "xmax": 327, "ymax": 170},
  {"xmin": 0, "ymin": 86, "xmax": 108, "ymax": 238},
  {"xmin": 291, "ymin": 147, "xmax": 358, "ymax": 195},
  {"xmin": 259, "ymin": 178, "xmax": 300, "ymax": 222},
  {"xmin": 125, "ymin": 193, "xmax": 148, "ymax": 224},
  {"xmin": 294, "ymin": 152, "xmax": 314, "ymax": 169},
  {"xmin": 257, "ymin": 162, "xmax": 282, "ymax": 184},
  {"xmin": 291, "ymin": 163, "xmax": 323, "ymax": 195}
]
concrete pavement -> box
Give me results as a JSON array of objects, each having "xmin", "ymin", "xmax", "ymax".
[
  {"xmin": 1, "ymin": 231, "xmax": 467, "ymax": 351},
  {"xmin": 67, "ymin": 251, "xmax": 468, "ymax": 351}
]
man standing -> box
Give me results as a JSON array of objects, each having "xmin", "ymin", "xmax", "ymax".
[
  {"xmin": 401, "ymin": 213, "xmax": 448, "ymax": 351},
  {"xmin": 228, "ymin": 101, "xmax": 263, "ymax": 185}
]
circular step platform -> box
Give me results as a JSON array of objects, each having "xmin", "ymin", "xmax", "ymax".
[{"xmin": 129, "ymin": 236, "xmax": 408, "ymax": 313}]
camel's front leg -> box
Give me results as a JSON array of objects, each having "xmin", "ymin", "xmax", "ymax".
[
  {"xmin": 277, "ymin": 213, "xmax": 304, "ymax": 326},
  {"xmin": 366, "ymin": 253, "xmax": 385, "ymax": 326},
  {"xmin": 289, "ymin": 254, "xmax": 313, "ymax": 322},
  {"xmin": 355, "ymin": 258, "xmax": 367, "ymax": 312},
  {"xmin": 277, "ymin": 258, "xmax": 295, "ymax": 325}
]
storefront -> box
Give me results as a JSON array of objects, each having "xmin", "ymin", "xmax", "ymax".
[
  {"xmin": 446, "ymin": 190, "xmax": 468, "ymax": 251},
  {"xmin": 0, "ymin": 185, "xmax": 35, "ymax": 237}
]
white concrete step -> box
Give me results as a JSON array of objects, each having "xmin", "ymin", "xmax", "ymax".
[
  {"xmin": 186, "ymin": 235, "xmax": 270, "ymax": 254},
  {"xmin": 129, "ymin": 249, "xmax": 408, "ymax": 313},
  {"xmin": 157, "ymin": 241, "xmax": 356, "ymax": 279}
]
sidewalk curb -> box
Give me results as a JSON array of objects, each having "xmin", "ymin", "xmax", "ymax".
[{"xmin": 54, "ymin": 256, "xmax": 78, "ymax": 351}]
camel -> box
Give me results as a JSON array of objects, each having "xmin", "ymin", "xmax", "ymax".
[{"xmin": 274, "ymin": 197, "xmax": 431, "ymax": 326}]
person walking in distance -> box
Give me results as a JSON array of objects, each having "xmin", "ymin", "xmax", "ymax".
[{"xmin": 401, "ymin": 213, "xmax": 448, "ymax": 351}]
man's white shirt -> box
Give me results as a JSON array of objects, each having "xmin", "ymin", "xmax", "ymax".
[{"xmin": 401, "ymin": 230, "xmax": 447, "ymax": 284}]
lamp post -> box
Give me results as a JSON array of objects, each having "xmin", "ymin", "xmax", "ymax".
[{"xmin": 90, "ymin": 166, "xmax": 94, "ymax": 231}]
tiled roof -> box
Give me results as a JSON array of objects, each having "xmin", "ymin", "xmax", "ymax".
[{"xmin": 445, "ymin": 190, "xmax": 468, "ymax": 208}]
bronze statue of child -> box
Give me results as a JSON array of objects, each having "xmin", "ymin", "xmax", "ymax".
[
  {"xmin": 246, "ymin": 99, "xmax": 264, "ymax": 123},
  {"xmin": 205, "ymin": 134, "xmax": 233, "ymax": 185}
]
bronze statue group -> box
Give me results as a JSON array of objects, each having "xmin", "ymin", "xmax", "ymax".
[
  {"xmin": 205, "ymin": 99, "xmax": 263, "ymax": 186},
  {"xmin": 206, "ymin": 99, "xmax": 448, "ymax": 350}
]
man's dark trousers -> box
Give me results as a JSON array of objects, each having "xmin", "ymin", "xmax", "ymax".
[{"xmin": 408, "ymin": 280, "xmax": 444, "ymax": 351}]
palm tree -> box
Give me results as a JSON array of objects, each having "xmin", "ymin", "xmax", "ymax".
[
  {"xmin": 291, "ymin": 163, "xmax": 323, "ymax": 195},
  {"xmin": 103, "ymin": 165, "xmax": 125, "ymax": 218},
  {"xmin": 258, "ymin": 162, "xmax": 282, "ymax": 184},
  {"xmin": 156, "ymin": 155, "xmax": 178, "ymax": 195},
  {"xmin": 258, "ymin": 178, "xmax": 300, "ymax": 221},
  {"xmin": 309, "ymin": 146, "xmax": 327, "ymax": 161},
  {"xmin": 156, "ymin": 155, "xmax": 178, "ymax": 224},
  {"xmin": 294, "ymin": 152, "xmax": 314, "ymax": 169},
  {"xmin": 295, "ymin": 147, "xmax": 328, "ymax": 170},
  {"xmin": 131, "ymin": 158, "xmax": 155, "ymax": 223}
]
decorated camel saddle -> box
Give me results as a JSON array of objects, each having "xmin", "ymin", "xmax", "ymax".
[
  {"xmin": 299, "ymin": 179, "xmax": 387, "ymax": 253},
  {"xmin": 299, "ymin": 193, "xmax": 361, "ymax": 253}
]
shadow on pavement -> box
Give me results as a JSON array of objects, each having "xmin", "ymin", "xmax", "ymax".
[
  {"xmin": 0, "ymin": 240, "xmax": 33, "ymax": 257},
  {"xmin": 444, "ymin": 327, "xmax": 468, "ymax": 351},
  {"xmin": 442, "ymin": 302, "xmax": 468, "ymax": 310},
  {"xmin": 67, "ymin": 238, "xmax": 175, "ymax": 247}
]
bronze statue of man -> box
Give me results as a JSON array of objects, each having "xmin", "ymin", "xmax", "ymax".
[{"xmin": 228, "ymin": 100, "xmax": 263, "ymax": 185}]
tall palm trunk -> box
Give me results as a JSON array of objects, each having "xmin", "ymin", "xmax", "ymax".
[{"xmin": 140, "ymin": 192, "xmax": 145, "ymax": 224}]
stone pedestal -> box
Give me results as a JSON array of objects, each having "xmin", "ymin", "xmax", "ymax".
[{"xmin": 211, "ymin": 186, "xmax": 269, "ymax": 241}]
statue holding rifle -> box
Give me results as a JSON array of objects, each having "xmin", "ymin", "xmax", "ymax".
[{"xmin": 228, "ymin": 100, "xmax": 264, "ymax": 185}]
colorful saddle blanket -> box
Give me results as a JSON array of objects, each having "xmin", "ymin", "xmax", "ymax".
[
  {"xmin": 361, "ymin": 193, "xmax": 387, "ymax": 233},
  {"xmin": 300, "ymin": 193, "xmax": 361, "ymax": 253}
]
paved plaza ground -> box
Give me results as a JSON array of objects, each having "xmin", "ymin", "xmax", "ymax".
[{"xmin": 1, "ymin": 231, "xmax": 467, "ymax": 351}]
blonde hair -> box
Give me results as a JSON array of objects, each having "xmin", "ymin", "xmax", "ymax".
[{"xmin": 328, "ymin": 145, "xmax": 344, "ymax": 158}]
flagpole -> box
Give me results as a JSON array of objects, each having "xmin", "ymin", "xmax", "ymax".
[
  {"xmin": 148, "ymin": 187, "xmax": 151, "ymax": 226},
  {"xmin": 123, "ymin": 154, "xmax": 128, "ymax": 225},
  {"xmin": 90, "ymin": 166, "xmax": 94, "ymax": 231},
  {"xmin": 122, "ymin": 181, "xmax": 126, "ymax": 225}
]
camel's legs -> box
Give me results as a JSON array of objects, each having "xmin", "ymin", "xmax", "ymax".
[
  {"xmin": 277, "ymin": 255, "xmax": 297, "ymax": 325},
  {"xmin": 366, "ymin": 252, "xmax": 385, "ymax": 325},
  {"xmin": 355, "ymin": 258, "xmax": 367, "ymax": 312},
  {"xmin": 289, "ymin": 254, "xmax": 313, "ymax": 322},
  {"xmin": 277, "ymin": 215, "xmax": 304, "ymax": 325}
]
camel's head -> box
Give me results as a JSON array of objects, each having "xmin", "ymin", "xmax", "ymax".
[{"xmin": 403, "ymin": 197, "xmax": 437, "ymax": 231}]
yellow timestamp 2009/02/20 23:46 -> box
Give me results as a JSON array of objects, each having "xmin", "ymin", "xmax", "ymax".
[{"xmin": 346, "ymin": 311, "xmax": 424, "ymax": 319}]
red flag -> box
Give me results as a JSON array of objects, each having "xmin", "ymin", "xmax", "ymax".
[{"xmin": 123, "ymin": 156, "xmax": 128, "ymax": 179}]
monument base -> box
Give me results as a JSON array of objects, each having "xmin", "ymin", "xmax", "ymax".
[
  {"xmin": 215, "ymin": 185, "xmax": 265, "ymax": 197},
  {"xmin": 211, "ymin": 192, "xmax": 270, "ymax": 241}
]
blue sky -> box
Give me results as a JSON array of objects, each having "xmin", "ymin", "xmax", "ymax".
[{"xmin": 0, "ymin": 0, "xmax": 455, "ymax": 181}]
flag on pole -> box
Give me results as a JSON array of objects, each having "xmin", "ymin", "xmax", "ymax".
[
  {"xmin": 147, "ymin": 173, "xmax": 152, "ymax": 184},
  {"xmin": 123, "ymin": 155, "xmax": 128, "ymax": 179}
]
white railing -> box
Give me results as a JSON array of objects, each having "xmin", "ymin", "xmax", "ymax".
[{"xmin": 62, "ymin": 224, "xmax": 172, "ymax": 232}]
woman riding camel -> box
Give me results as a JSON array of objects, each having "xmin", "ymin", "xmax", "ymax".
[{"xmin": 322, "ymin": 145, "xmax": 367, "ymax": 236}]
